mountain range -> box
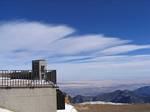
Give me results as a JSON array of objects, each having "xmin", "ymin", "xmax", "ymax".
[
  {"xmin": 72, "ymin": 86, "xmax": 150, "ymax": 104},
  {"xmin": 59, "ymin": 80, "xmax": 150, "ymax": 96}
]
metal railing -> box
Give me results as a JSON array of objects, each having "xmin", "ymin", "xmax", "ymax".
[{"xmin": 0, "ymin": 70, "xmax": 57, "ymax": 88}]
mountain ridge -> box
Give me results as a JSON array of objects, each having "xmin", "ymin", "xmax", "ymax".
[{"xmin": 72, "ymin": 86, "xmax": 150, "ymax": 104}]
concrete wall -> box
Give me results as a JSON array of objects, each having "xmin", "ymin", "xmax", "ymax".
[{"xmin": 0, "ymin": 87, "xmax": 57, "ymax": 112}]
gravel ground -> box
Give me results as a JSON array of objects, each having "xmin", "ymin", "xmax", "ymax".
[{"xmin": 75, "ymin": 104, "xmax": 150, "ymax": 112}]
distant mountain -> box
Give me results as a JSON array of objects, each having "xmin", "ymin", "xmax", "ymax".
[
  {"xmin": 59, "ymin": 80, "xmax": 150, "ymax": 96},
  {"xmin": 133, "ymin": 86, "xmax": 150, "ymax": 103},
  {"xmin": 134, "ymin": 86, "xmax": 150, "ymax": 97},
  {"xmin": 72, "ymin": 86, "xmax": 150, "ymax": 104},
  {"xmin": 72, "ymin": 95, "xmax": 93, "ymax": 103},
  {"xmin": 93, "ymin": 90, "xmax": 144, "ymax": 103}
]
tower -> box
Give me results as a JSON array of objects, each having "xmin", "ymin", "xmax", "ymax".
[{"xmin": 32, "ymin": 59, "xmax": 47, "ymax": 80}]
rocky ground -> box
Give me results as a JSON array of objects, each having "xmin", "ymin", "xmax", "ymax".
[{"xmin": 75, "ymin": 104, "xmax": 150, "ymax": 112}]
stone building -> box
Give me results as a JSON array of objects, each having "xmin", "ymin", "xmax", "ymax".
[{"xmin": 0, "ymin": 60, "xmax": 65, "ymax": 112}]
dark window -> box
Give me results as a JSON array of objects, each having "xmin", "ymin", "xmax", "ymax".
[
  {"xmin": 41, "ymin": 74, "xmax": 45, "ymax": 79},
  {"xmin": 41, "ymin": 66, "xmax": 45, "ymax": 72}
]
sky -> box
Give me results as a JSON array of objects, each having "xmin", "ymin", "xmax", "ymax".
[{"xmin": 0, "ymin": 0, "xmax": 150, "ymax": 81}]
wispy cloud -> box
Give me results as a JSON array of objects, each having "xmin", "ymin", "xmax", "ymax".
[
  {"xmin": 100, "ymin": 45, "xmax": 150, "ymax": 55},
  {"xmin": 0, "ymin": 21, "xmax": 150, "ymax": 80},
  {"xmin": 49, "ymin": 34, "xmax": 130, "ymax": 56}
]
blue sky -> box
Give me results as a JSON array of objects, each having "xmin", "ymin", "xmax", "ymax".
[{"xmin": 0, "ymin": 0, "xmax": 150, "ymax": 81}]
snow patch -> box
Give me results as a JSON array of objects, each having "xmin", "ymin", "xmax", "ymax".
[
  {"xmin": 0, "ymin": 108, "xmax": 13, "ymax": 112},
  {"xmin": 80, "ymin": 101, "xmax": 127, "ymax": 105},
  {"xmin": 57, "ymin": 103, "xmax": 78, "ymax": 112}
]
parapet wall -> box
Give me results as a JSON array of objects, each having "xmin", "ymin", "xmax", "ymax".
[{"xmin": 0, "ymin": 87, "xmax": 57, "ymax": 112}]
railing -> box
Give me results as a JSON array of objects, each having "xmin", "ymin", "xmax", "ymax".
[{"xmin": 0, "ymin": 70, "xmax": 57, "ymax": 88}]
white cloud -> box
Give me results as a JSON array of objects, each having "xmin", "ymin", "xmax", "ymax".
[
  {"xmin": 49, "ymin": 35, "xmax": 130, "ymax": 55},
  {"xmin": 101, "ymin": 45, "xmax": 150, "ymax": 55},
  {"xmin": 0, "ymin": 21, "xmax": 150, "ymax": 81},
  {"xmin": 0, "ymin": 21, "xmax": 149, "ymax": 59},
  {"xmin": 0, "ymin": 21, "xmax": 75, "ymax": 53}
]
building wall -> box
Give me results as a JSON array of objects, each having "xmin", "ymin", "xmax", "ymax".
[{"xmin": 0, "ymin": 87, "xmax": 57, "ymax": 112}]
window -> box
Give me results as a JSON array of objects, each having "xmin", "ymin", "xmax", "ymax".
[{"xmin": 41, "ymin": 66, "xmax": 45, "ymax": 72}]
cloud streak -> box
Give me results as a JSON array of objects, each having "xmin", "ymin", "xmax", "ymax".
[{"xmin": 101, "ymin": 45, "xmax": 150, "ymax": 55}]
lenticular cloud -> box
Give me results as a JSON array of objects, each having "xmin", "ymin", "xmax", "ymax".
[{"xmin": 0, "ymin": 21, "xmax": 150, "ymax": 66}]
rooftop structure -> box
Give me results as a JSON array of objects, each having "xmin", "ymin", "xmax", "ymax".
[
  {"xmin": 32, "ymin": 59, "xmax": 47, "ymax": 80},
  {"xmin": 0, "ymin": 60, "xmax": 57, "ymax": 88}
]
